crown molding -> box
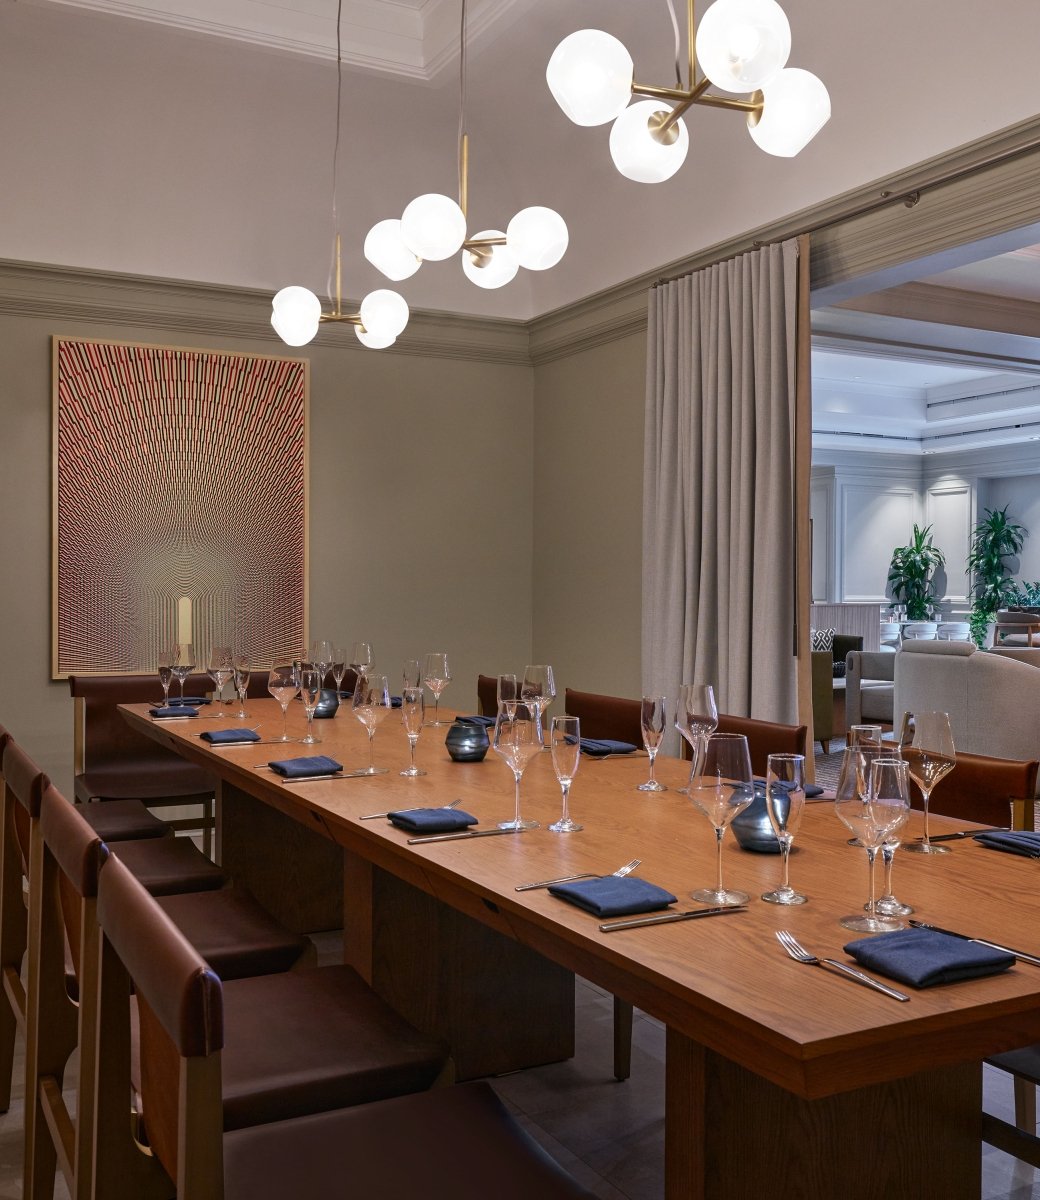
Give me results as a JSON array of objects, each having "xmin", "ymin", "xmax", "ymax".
[{"xmin": 840, "ymin": 281, "xmax": 1040, "ymax": 341}]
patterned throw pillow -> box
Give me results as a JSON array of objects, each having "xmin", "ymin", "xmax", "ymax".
[
  {"xmin": 832, "ymin": 661, "xmax": 847, "ymax": 679},
  {"xmin": 810, "ymin": 627, "xmax": 835, "ymax": 653}
]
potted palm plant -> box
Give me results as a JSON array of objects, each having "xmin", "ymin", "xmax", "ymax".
[
  {"xmin": 966, "ymin": 505, "xmax": 1026, "ymax": 646},
  {"xmin": 887, "ymin": 524, "xmax": 945, "ymax": 620}
]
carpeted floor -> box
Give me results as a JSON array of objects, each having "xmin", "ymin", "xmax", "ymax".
[{"xmin": 813, "ymin": 748, "xmax": 845, "ymax": 791}]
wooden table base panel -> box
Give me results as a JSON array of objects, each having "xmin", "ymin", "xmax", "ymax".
[{"xmin": 667, "ymin": 1028, "xmax": 981, "ymax": 1200}]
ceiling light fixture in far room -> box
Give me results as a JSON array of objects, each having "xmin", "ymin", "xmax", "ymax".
[
  {"xmin": 271, "ymin": 0, "xmax": 409, "ymax": 350},
  {"xmin": 546, "ymin": 0, "xmax": 830, "ymax": 183},
  {"xmin": 365, "ymin": 0, "xmax": 568, "ymax": 290}
]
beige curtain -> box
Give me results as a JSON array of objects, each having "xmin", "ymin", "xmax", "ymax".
[{"xmin": 642, "ymin": 239, "xmax": 801, "ymax": 731}]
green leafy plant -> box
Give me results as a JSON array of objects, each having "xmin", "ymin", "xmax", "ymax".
[
  {"xmin": 887, "ymin": 524, "xmax": 946, "ymax": 620},
  {"xmin": 1010, "ymin": 579, "xmax": 1040, "ymax": 608},
  {"xmin": 966, "ymin": 505, "xmax": 1027, "ymax": 646}
]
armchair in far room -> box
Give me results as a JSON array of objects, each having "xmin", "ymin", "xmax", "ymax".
[{"xmin": 845, "ymin": 651, "xmax": 895, "ymax": 730}]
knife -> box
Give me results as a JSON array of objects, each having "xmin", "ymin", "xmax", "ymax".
[
  {"xmin": 908, "ymin": 919, "xmax": 1040, "ymax": 967},
  {"xmin": 915, "ymin": 827, "xmax": 1008, "ymax": 843},
  {"xmin": 599, "ymin": 906, "xmax": 748, "ymax": 933},
  {"xmin": 407, "ymin": 827, "xmax": 530, "ymax": 846},
  {"xmin": 515, "ymin": 872, "xmax": 598, "ymax": 892}
]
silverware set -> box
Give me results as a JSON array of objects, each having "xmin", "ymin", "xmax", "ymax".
[
  {"xmin": 909, "ymin": 919, "xmax": 1040, "ymax": 967},
  {"xmin": 775, "ymin": 930, "xmax": 909, "ymax": 1001},
  {"xmin": 600, "ymin": 906, "xmax": 747, "ymax": 933},
  {"xmin": 514, "ymin": 857, "xmax": 641, "ymax": 892},
  {"xmin": 408, "ymin": 827, "xmax": 531, "ymax": 845},
  {"xmin": 360, "ymin": 798, "xmax": 463, "ymax": 822}
]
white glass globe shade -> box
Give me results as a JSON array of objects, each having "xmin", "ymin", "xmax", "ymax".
[
  {"xmin": 355, "ymin": 327, "xmax": 396, "ymax": 350},
  {"xmin": 505, "ymin": 207, "xmax": 569, "ymax": 272},
  {"xmin": 609, "ymin": 101, "xmax": 689, "ymax": 184},
  {"xmin": 546, "ymin": 29, "xmax": 634, "ymax": 127},
  {"xmin": 270, "ymin": 286, "xmax": 321, "ymax": 346},
  {"xmin": 461, "ymin": 232, "xmax": 519, "ymax": 290},
  {"xmin": 695, "ymin": 0, "xmax": 790, "ymax": 93},
  {"xmin": 364, "ymin": 219, "xmax": 421, "ymax": 281},
  {"xmin": 359, "ymin": 289, "xmax": 409, "ymax": 340},
  {"xmin": 400, "ymin": 193, "xmax": 467, "ymax": 261},
  {"xmin": 748, "ymin": 67, "xmax": 830, "ymax": 157}
]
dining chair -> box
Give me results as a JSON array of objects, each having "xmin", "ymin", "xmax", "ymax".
[
  {"xmin": 900, "ymin": 622, "xmax": 938, "ymax": 641},
  {"xmin": 715, "ymin": 714, "xmax": 808, "ymax": 776},
  {"xmin": 563, "ymin": 688, "xmax": 641, "ymax": 743},
  {"xmin": 477, "ymin": 673, "xmax": 499, "ymax": 717},
  {"xmin": 0, "ymin": 731, "xmax": 30, "ymax": 1114},
  {"xmin": 907, "ymin": 750, "xmax": 1038, "ymax": 831},
  {"xmin": 92, "ymin": 853, "xmax": 593, "ymax": 1200},
  {"xmin": 936, "ymin": 621, "xmax": 971, "ymax": 642},
  {"xmin": 879, "ymin": 622, "xmax": 901, "ymax": 652}
]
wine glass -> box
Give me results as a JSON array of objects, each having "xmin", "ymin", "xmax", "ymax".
[
  {"xmin": 637, "ymin": 696, "xmax": 668, "ymax": 793},
  {"xmin": 171, "ymin": 643, "xmax": 195, "ymax": 705},
  {"xmin": 299, "ymin": 666, "xmax": 322, "ymax": 744},
  {"xmin": 350, "ymin": 642, "xmax": 373, "ymax": 679},
  {"xmin": 549, "ymin": 715, "xmax": 582, "ymax": 833},
  {"xmin": 352, "ymin": 673, "xmax": 391, "ymax": 775},
  {"xmin": 423, "ymin": 653, "xmax": 452, "ymax": 727},
  {"xmin": 834, "ymin": 755, "xmax": 910, "ymax": 933},
  {"xmin": 496, "ymin": 674, "xmax": 519, "ymax": 720},
  {"xmin": 400, "ymin": 686, "xmax": 426, "ymax": 777},
  {"xmin": 899, "ymin": 711, "xmax": 956, "ymax": 855},
  {"xmin": 521, "ymin": 665, "xmax": 555, "ymax": 745},
  {"xmin": 208, "ymin": 646, "xmax": 233, "ymax": 715},
  {"xmin": 492, "ymin": 702, "xmax": 541, "ymax": 831},
  {"xmin": 874, "ymin": 777, "xmax": 914, "ymax": 918},
  {"xmin": 157, "ymin": 647, "xmax": 175, "ymax": 707},
  {"xmin": 311, "ymin": 640, "xmax": 334, "ymax": 688},
  {"xmin": 331, "ymin": 647, "xmax": 349, "ymax": 696},
  {"xmin": 761, "ymin": 754, "xmax": 807, "ymax": 905},
  {"xmin": 403, "ymin": 659, "xmax": 421, "ymax": 690},
  {"xmin": 232, "ymin": 654, "xmax": 250, "ymax": 718},
  {"xmin": 267, "ymin": 661, "xmax": 298, "ymax": 743},
  {"xmin": 687, "ymin": 733, "xmax": 754, "ymax": 907},
  {"xmin": 675, "ymin": 684, "xmax": 718, "ymax": 794},
  {"xmin": 836, "ymin": 724, "xmax": 884, "ymax": 846}
]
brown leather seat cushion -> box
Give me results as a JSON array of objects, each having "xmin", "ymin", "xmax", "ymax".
[
  {"xmin": 156, "ymin": 887, "xmax": 308, "ymax": 981},
  {"xmin": 222, "ymin": 1082, "xmax": 594, "ymax": 1200},
  {"xmin": 988, "ymin": 1044, "xmax": 1040, "ymax": 1082},
  {"xmin": 219, "ymin": 965, "xmax": 449, "ymax": 1130},
  {"xmin": 75, "ymin": 798, "xmax": 172, "ymax": 841},
  {"xmin": 75, "ymin": 759, "xmax": 214, "ymax": 804},
  {"xmin": 111, "ymin": 837, "xmax": 227, "ymax": 896}
]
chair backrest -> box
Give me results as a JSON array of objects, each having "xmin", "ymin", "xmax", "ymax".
[
  {"xmin": 477, "ymin": 675, "xmax": 498, "ymax": 717},
  {"xmin": 936, "ymin": 622, "xmax": 970, "ymax": 641},
  {"xmin": 901, "ymin": 622, "xmax": 938, "ymax": 640},
  {"xmin": 715, "ymin": 714, "xmax": 808, "ymax": 776},
  {"xmin": 2, "ymin": 740, "xmax": 48, "ymax": 870},
  {"xmin": 912, "ymin": 751, "xmax": 1039, "ymax": 830},
  {"xmin": 563, "ymin": 689, "xmax": 641, "ymax": 744},
  {"xmin": 879, "ymin": 622, "xmax": 901, "ymax": 648}
]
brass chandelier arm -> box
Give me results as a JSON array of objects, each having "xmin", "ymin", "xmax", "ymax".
[
  {"xmin": 319, "ymin": 234, "xmax": 364, "ymax": 327},
  {"xmin": 459, "ymin": 131, "xmax": 469, "ymax": 219}
]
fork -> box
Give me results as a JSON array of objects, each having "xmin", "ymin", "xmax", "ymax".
[
  {"xmin": 775, "ymin": 930, "xmax": 910, "ymax": 1002},
  {"xmin": 515, "ymin": 857, "xmax": 641, "ymax": 892},
  {"xmin": 359, "ymin": 797, "xmax": 464, "ymax": 822}
]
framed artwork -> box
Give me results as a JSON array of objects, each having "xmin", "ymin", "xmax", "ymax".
[{"xmin": 52, "ymin": 336, "xmax": 308, "ymax": 678}]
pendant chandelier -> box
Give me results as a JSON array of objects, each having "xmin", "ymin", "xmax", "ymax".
[
  {"xmin": 270, "ymin": 0, "xmax": 409, "ymax": 349},
  {"xmin": 547, "ymin": 0, "xmax": 830, "ymax": 184},
  {"xmin": 364, "ymin": 0, "xmax": 568, "ymax": 290}
]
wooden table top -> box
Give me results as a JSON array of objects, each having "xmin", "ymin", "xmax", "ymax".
[{"xmin": 124, "ymin": 699, "xmax": 1040, "ymax": 1101}]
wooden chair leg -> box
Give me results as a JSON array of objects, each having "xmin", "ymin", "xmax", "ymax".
[
  {"xmin": 1014, "ymin": 1076, "xmax": 1037, "ymax": 1135},
  {"xmin": 613, "ymin": 997, "xmax": 632, "ymax": 1082}
]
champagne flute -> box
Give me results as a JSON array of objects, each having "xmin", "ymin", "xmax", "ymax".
[
  {"xmin": 208, "ymin": 646, "xmax": 233, "ymax": 715},
  {"xmin": 299, "ymin": 666, "xmax": 322, "ymax": 744},
  {"xmin": 899, "ymin": 711, "xmax": 956, "ymax": 855},
  {"xmin": 675, "ymin": 683, "xmax": 718, "ymax": 793},
  {"xmin": 687, "ymin": 733, "xmax": 754, "ymax": 907},
  {"xmin": 403, "ymin": 659, "xmax": 421, "ymax": 690},
  {"xmin": 350, "ymin": 642, "xmax": 373, "ymax": 679},
  {"xmin": 866, "ymin": 757, "xmax": 912, "ymax": 921},
  {"xmin": 549, "ymin": 715, "xmax": 582, "ymax": 833},
  {"xmin": 492, "ymin": 702, "xmax": 541, "ymax": 830},
  {"xmin": 400, "ymin": 686, "xmax": 426, "ymax": 777},
  {"xmin": 637, "ymin": 696, "xmax": 668, "ymax": 793},
  {"xmin": 423, "ymin": 653, "xmax": 452, "ymax": 727},
  {"xmin": 232, "ymin": 654, "xmax": 250, "ymax": 719},
  {"xmin": 352, "ymin": 673, "xmax": 391, "ymax": 775},
  {"xmin": 761, "ymin": 754, "xmax": 807, "ymax": 905},
  {"xmin": 331, "ymin": 647, "xmax": 349, "ymax": 696},
  {"xmin": 171, "ymin": 643, "xmax": 195, "ymax": 706},
  {"xmin": 834, "ymin": 755, "xmax": 909, "ymax": 933},
  {"xmin": 267, "ymin": 661, "xmax": 298, "ymax": 743},
  {"xmin": 497, "ymin": 673, "xmax": 519, "ymax": 717},
  {"xmin": 157, "ymin": 647, "xmax": 175, "ymax": 707},
  {"xmin": 521, "ymin": 665, "xmax": 555, "ymax": 746},
  {"xmin": 311, "ymin": 640, "xmax": 334, "ymax": 688}
]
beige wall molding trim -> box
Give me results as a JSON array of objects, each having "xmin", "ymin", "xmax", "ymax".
[{"xmin": 839, "ymin": 282, "xmax": 1040, "ymax": 342}]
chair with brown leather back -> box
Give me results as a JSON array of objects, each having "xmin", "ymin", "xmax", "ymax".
[
  {"xmin": 477, "ymin": 674, "xmax": 498, "ymax": 717},
  {"xmin": 563, "ymin": 688, "xmax": 642, "ymax": 743},
  {"xmin": 715, "ymin": 713, "xmax": 808, "ymax": 776},
  {"xmin": 908, "ymin": 749, "xmax": 1038, "ymax": 831}
]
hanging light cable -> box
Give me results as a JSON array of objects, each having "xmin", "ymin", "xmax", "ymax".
[{"xmin": 271, "ymin": 0, "xmax": 409, "ymax": 349}]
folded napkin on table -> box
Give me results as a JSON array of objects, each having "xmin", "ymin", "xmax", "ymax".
[
  {"xmin": 268, "ymin": 755, "xmax": 343, "ymax": 778},
  {"xmin": 844, "ymin": 927, "xmax": 1015, "ymax": 988},
  {"xmin": 804, "ymin": 784, "xmax": 824, "ymax": 798},
  {"xmin": 578, "ymin": 738, "xmax": 639, "ymax": 757},
  {"xmin": 973, "ymin": 830, "xmax": 1040, "ymax": 858},
  {"xmin": 548, "ymin": 875, "xmax": 677, "ymax": 918},
  {"xmin": 456, "ymin": 715, "xmax": 496, "ymax": 728},
  {"xmin": 388, "ymin": 807, "xmax": 478, "ymax": 834},
  {"xmin": 167, "ymin": 697, "xmax": 209, "ymax": 706},
  {"xmin": 390, "ymin": 696, "xmax": 403, "ymax": 709},
  {"xmin": 200, "ymin": 728, "xmax": 260, "ymax": 744},
  {"xmin": 753, "ymin": 779, "xmax": 825, "ymax": 800},
  {"xmin": 150, "ymin": 705, "xmax": 198, "ymax": 718}
]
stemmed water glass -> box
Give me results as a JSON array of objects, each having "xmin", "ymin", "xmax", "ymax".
[
  {"xmin": 423, "ymin": 653, "xmax": 452, "ymax": 727},
  {"xmin": 761, "ymin": 753, "xmax": 807, "ymax": 905},
  {"xmin": 232, "ymin": 654, "xmax": 250, "ymax": 718},
  {"xmin": 331, "ymin": 647, "xmax": 349, "ymax": 696},
  {"xmin": 171, "ymin": 644, "xmax": 195, "ymax": 706},
  {"xmin": 874, "ymin": 774, "xmax": 913, "ymax": 918},
  {"xmin": 497, "ymin": 674, "xmax": 519, "ymax": 718},
  {"xmin": 400, "ymin": 686, "xmax": 426, "ymax": 777},
  {"xmin": 208, "ymin": 646, "xmax": 233, "ymax": 715},
  {"xmin": 687, "ymin": 733, "xmax": 754, "ymax": 907},
  {"xmin": 899, "ymin": 711, "xmax": 956, "ymax": 855},
  {"xmin": 549, "ymin": 715, "xmax": 582, "ymax": 833},
  {"xmin": 352, "ymin": 673, "xmax": 391, "ymax": 775},
  {"xmin": 637, "ymin": 696, "xmax": 668, "ymax": 793},
  {"xmin": 268, "ymin": 661, "xmax": 299, "ymax": 743},
  {"xmin": 157, "ymin": 647, "xmax": 175, "ymax": 707},
  {"xmin": 299, "ymin": 667, "xmax": 322, "ymax": 744},
  {"xmin": 834, "ymin": 755, "xmax": 910, "ymax": 933},
  {"xmin": 403, "ymin": 659, "xmax": 421, "ymax": 690},
  {"xmin": 350, "ymin": 642, "xmax": 373, "ymax": 679},
  {"xmin": 311, "ymin": 640, "xmax": 334, "ymax": 688},
  {"xmin": 675, "ymin": 683, "xmax": 718, "ymax": 792},
  {"xmin": 492, "ymin": 702, "xmax": 541, "ymax": 830},
  {"xmin": 521, "ymin": 665, "xmax": 555, "ymax": 746},
  {"xmin": 836, "ymin": 724, "xmax": 884, "ymax": 847}
]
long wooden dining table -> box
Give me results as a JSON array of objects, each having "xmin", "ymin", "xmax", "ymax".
[{"xmin": 123, "ymin": 698, "xmax": 1040, "ymax": 1199}]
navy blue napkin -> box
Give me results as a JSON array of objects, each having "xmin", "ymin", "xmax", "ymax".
[
  {"xmin": 390, "ymin": 696, "xmax": 403, "ymax": 709},
  {"xmin": 268, "ymin": 755, "xmax": 343, "ymax": 778},
  {"xmin": 150, "ymin": 705, "xmax": 198, "ymax": 718},
  {"xmin": 457, "ymin": 715, "xmax": 497, "ymax": 728},
  {"xmin": 200, "ymin": 728, "xmax": 260, "ymax": 744},
  {"xmin": 805, "ymin": 783, "xmax": 824, "ymax": 798},
  {"xmin": 388, "ymin": 807, "xmax": 478, "ymax": 833},
  {"xmin": 168, "ymin": 696, "xmax": 209, "ymax": 706},
  {"xmin": 973, "ymin": 831, "xmax": 1040, "ymax": 858},
  {"xmin": 754, "ymin": 779, "xmax": 824, "ymax": 800},
  {"xmin": 548, "ymin": 875, "xmax": 677, "ymax": 918},
  {"xmin": 578, "ymin": 738, "xmax": 639, "ymax": 757},
  {"xmin": 844, "ymin": 927, "xmax": 1015, "ymax": 988}
]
